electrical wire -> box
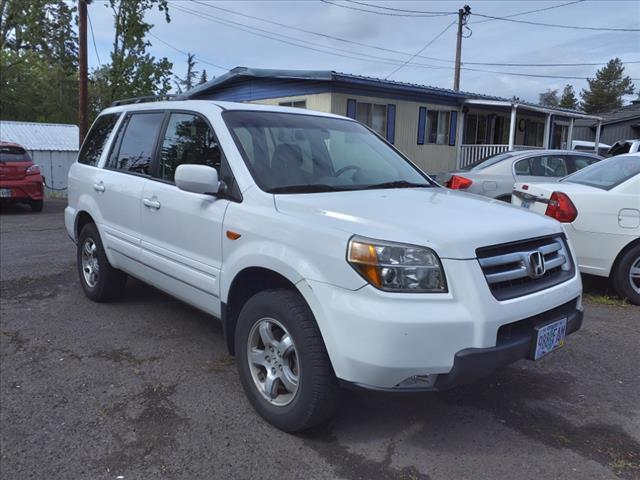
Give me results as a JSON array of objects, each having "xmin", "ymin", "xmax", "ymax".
[
  {"xmin": 87, "ymin": 8, "xmax": 101, "ymax": 66},
  {"xmin": 385, "ymin": 21, "xmax": 456, "ymax": 79},
  {"xmin": 147, "ymin": 31, "xmax": 229, "ymax": 70},
  {"xmin": 318, "ymin": 0, "xmax": 454, "ymax": 17},
  {"xmin": 471, "ymin": 12, "xmax": 640, "ymax": 32}
]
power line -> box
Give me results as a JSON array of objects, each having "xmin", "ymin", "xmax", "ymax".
[
  {"xmin": 147, "ymin": 31, "xmax": 228, "ymax": 70},
  {"xmin": 472, "ymin": 0, "xmax": 585, "ymax": 24},
  {"xmin": 87, "ymin": 8, "xmax": 101, "ymax": 66},
  {"xmin": 471, "ymin": 12, "xmax": 640, "ymax": 32},
  {"xmin": 319, "ymin": 0, "xmax": 454, "ymax": 17},
  {"xmin": 344, "ymin": 0, "xmax": 455, "ymax": 15},
  {"xmin": 386, "ymin": 21, "xmax": 456, "ymax": 79}
]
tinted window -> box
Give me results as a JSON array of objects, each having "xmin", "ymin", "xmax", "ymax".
[
  {"xmin": 0, "ymin": 145, "xmax": 30, "ymax": 163},
  {"xmin": 561, "ymin": 155, "xmax": 640, "ymax": 190},
  {"xmin": 107, "ymin": 112, "xmax": 164, "ymax": 174},
  {"xmin": 515, "ymin": 155, "xmax": 568, "ymax": 177},
  {"xmin": 569, "ymin": 155, "xmax": 599, "ymax": 173},
  {"xmin": 78, "ymin": 113, "xmax": 120, "ymax": 166},
  {"xmin": 158, "ymin": 113, "xmax": 221, "ymax": 182}
]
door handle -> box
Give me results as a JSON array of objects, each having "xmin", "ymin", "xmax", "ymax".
[
  {"xmin": 93, "ymin": 182, "xmax": 105, "ymax": 192},
  {"xmin": 143, "ymin": 197, "xmax": 161, "ymax": 210}
]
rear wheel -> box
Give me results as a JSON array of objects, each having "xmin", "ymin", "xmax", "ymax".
[
  {"xmin": 235, "ymin": 289, "xmax": 339, "ymax": 432},
  {"xmin": 77, "ymin": 223, "xmax": 127, "ymax": 302},
  {"xmin": 30, "ymin": 199, "xmax": 43, "ymax": 212},
  {"xmin": 612, "ymin": 245, "xmax": 640, "ymax": 306}
]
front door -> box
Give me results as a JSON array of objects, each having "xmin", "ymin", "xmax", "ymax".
[{"xmin": 139, "ymin": 111, "xmax": 229, "ymax": 316}]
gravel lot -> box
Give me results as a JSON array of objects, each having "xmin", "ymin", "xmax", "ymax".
[{"xmin": 1, "ymin": 200, "xmax": 639, "ymax": 480}]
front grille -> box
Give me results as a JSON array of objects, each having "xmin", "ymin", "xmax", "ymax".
[{"xmin": 476, "ymin": 234, "xmax": 575, "ymax": 301}]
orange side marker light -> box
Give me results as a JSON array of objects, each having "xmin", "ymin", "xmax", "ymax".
[{"xmin": 226, "ymin": 230, "xmax": 242, "ymax": 240}]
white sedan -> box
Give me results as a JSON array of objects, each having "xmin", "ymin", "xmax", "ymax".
[{"xmin": 512, "ymin": 153, "xmax": 640, "ymax": 305}]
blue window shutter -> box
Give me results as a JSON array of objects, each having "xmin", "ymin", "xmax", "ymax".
[
  {"xmin": 449, "ymin": 111, "xmax": 458, "ymax": 146},
  {"xmin": 417, "ymin": 107, "xmax": 427, "ymax": 145},
  {"xmin": 346, "ymin": 99, "xmax": 357, "ymax": 119},
  {"xmin": 386, "ymin": 104, "xmax": 396, "ymax": 143}
]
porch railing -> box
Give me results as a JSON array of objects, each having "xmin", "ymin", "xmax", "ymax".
[{"xmin": 458, "ymin": 144, "xmax": 543, "ymax": 169}]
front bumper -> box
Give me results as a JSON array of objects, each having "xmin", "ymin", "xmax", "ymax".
[
  {"xmin": 299, "ymin": 256, "xmax": 582, "ymax": 390},
  {"xmin": 0, "ymin": 178, "xmax": 44, "ymax": 201}
]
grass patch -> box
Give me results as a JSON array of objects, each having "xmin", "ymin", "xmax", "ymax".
[{"xmin": 583, "ymin": 293, "xmax": 630, "ymax": 307}]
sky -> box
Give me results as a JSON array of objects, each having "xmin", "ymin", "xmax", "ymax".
[{"xmin": 85, "ymin": 0, "xmax": 640, "ymax": 104}]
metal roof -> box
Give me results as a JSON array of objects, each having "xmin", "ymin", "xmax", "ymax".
[
  {"xmin": 0, "ymin": 120, "xmax": 79, "ymax": 151},
  {"xmin": 180, "ymin": 66, "xmax": 588, "ymax": 117}
]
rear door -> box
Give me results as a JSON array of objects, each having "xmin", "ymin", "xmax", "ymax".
[
  {"xmin": 139, "ymin": 111, "xmax": 230, "ymax": 316},
  {"xmin": 96, "ymin": 111, "xmax": 165, "ymax": 269}
]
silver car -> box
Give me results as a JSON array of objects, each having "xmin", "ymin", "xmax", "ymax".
[{"xmin": 442, "ymin": 149, "xmax": 603, "ymax": 201}]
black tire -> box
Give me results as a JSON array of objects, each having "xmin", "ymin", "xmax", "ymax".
[
  {"xmin": 77, "ymin": 223, "xmax": 127, "ymax": 302},
  {"xmin": 30, "ymin": 199, "xmax": 43, "ymax": 212},
  {"xmin": 235, "ymin": 288, "xmax": 340, "ymax": 432},
  {"xmin": 612, "ymin": 244, "xmax": 640, "ymax": 306}
]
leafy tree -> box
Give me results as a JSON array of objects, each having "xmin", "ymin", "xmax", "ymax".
[
  {"xmin": 89, "ymin": 0, "xmax": 173, "ymax": 116},
  {"xmin": 198, "ymin": 69, "xmax": 208, "ymax": 85},
  {"xmin": 538, "ymin": 89, "xmax": 559, "ymax": 107},
  {"xmin": 558, "ymin": 84, "xmax": 579, "ymax": 110},
  {"xmin": 581, "ymin": 58, "xmax": 635, "ymax": 113},
  {"xmin": 0, "ymin": 0, "xmax": 78, "ymax": 123}
]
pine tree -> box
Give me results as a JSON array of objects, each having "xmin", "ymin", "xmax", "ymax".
[
  {"xmin": 538, "ymin": 89, "xmax": 559, "ymax": 107},
  {"xmin": 173, "ymin": 53, "xmax": 198, "ymax": 92},
  {"xmin": 581, "ymin": 58, "xmax": 635, "ymax": 113},
  {"xmin": 198, "ymin": 69, "xmax": 208, "ymax": 85},
  {"xmin": 558, "ymin": 85, "xmax": 579, "ymax": 110}
]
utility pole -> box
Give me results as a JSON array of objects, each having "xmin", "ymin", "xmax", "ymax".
[
  {"xmin": 78, "ymin": 0, "xmax": 88, "ymax": 145},
  {"xmin": 453, "ymin": 5, "xmax": 471, "ymax": 91}
]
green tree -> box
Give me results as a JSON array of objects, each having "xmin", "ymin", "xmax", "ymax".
[
  {"xmin": 0, "ymin": 0, "xmax": 78, "ymax": 123},
  {"xmin": 538, "ymin": 89, "xmax": 559, "ymax": 107},
  {"xmin": 558, "ymin": 84, "xmax": 579, "ymax": 110},
  {"xmin": 89, "ymin": 0, "xmax": 173, "ymax": 116},
  {"xmin": 581, "ymin": 58, "xmax": 635, "ymax": 113},
  {"xmin": 198, "ymin": 69, "xmax": 208, "ymax": 85},
  {"xmin": 173, "ymin": 52, "xmax": 198, "ymax": 93}
]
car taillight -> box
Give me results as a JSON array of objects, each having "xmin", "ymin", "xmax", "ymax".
[
  {"xmin": 445, "ymin": 175, "xmax": 473, "ymax": 189},
  {"xmin": 545, "ymin": 191, "xmax": 577, "ymax": 223},
  {"xmin": 26, "ymin": 165, "xmax": 40, "ymax": 175}
]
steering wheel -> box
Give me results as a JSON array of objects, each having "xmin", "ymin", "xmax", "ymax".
[{"xmin": 334, "ymin": 165, "xmax": 361, "ymax": 178}]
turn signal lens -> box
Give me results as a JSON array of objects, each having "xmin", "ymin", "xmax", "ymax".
[
  {"xmin": 26, "ymin": 165, "xmax": 40, "ymax": 175},
  {"xmin": 545, "ymin": 191, "xmax": 578, "ymax": 223},
  {"xmin": 445, "ymin": 175, "xmax": 473, "ymax": 190},
  {"xmin": 347, "ymin": 236, "xmax": 446, "ymax": 293}
]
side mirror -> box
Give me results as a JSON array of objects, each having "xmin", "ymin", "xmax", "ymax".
[{"xmin": 175, "ymin": 164, "xmax": 221, "ymax": 195}]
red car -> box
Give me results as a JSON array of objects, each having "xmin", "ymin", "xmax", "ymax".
[{"xmin": 0, "ymin": 141, "xmax": 44, "ymax": 212}]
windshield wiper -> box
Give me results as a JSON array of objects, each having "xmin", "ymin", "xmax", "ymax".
[
  {"xmin": 266, "ymin": 184, "xmax": 354, "ymax": 194},
  {"xmin": 362, "ymin": 180, "xmax": 432, "ymax": 190}
]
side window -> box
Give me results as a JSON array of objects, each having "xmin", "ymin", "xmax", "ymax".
[
  {"xmin": 514, "ymin": 158, "xmax": 531, "ymax": 175},
  {"xmin": 158, "ymin": 113, "xmax": 221, "ymax": 182},
  {"xmin": 528, "ymin": 155, "xmax": 568, "ymax": 177},
  {"xmin": 106, "ymin": 112, "xmax": 164, "ymax": 174},
  {"xmin": 78, "ymin": 113, "xmax": 120, "ymax": 166},
  {"xmin": 569, "ymin": 155, "xmax": 599, "ymax": 173}
]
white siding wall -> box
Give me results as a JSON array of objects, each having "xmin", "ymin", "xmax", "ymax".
[
  {"xmin": 250, "ymin": 93, "xmax": 332, "ymax": 113},
  {"xmin": 331, "ymin": 93, "xmax": 458, "ymax": 173},
  {"xmin": 28, "ymin": 150, "xmax": 77, "ymax": 198}
]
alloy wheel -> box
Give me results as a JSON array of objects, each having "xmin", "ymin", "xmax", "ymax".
[{"xmin": 81, "ymin": 237, "xmax": 99, "ymax": 288}]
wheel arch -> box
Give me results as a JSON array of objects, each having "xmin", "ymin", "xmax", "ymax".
[
  {"xmin": 609, "ymin": 236, "xmax": 640, "ymax": 281},
  {"xmin": 75, "ymin": 210, "xmax": 96, "ymax": 241}
]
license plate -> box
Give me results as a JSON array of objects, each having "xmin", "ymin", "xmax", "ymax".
[
  {"xmin": 0, "ymin": 188, "xmax": 11, "ymax": 198},
  {"xmin": 521, "ymin": 199, "xmax": 531, "ymax": 209},
  {"xmin": 532, "ymin": 317, "xmax": 567, "ymax": 360}
]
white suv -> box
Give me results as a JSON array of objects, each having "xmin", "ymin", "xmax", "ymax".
[{"xmin": 66, "ymin": 100, "xmax": 583, "ymax": 432}]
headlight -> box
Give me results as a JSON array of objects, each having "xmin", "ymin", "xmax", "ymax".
[{"xmin": 347, "ymin": 236, "xmax": 447, "ymax": 293}]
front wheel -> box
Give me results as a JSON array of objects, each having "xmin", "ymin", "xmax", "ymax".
[
  {"xmin": 235, "ymin": 289, "xmax": 339, "ymax": 432},
  {"xmin": 612, "ymin": 245, "xmax": 640, "ymax": 306},
  {"xmin": 30, "ymin": 199, "xmax": 43, "ymax": 212}
]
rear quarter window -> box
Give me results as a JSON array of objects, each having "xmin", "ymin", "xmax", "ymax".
[
  {"xmin": 78, "ymin": 113, "xmax": 121, "ymax": 166},
  {"xmin": 0, "ymin": 145, "xmax": 31, "ymax": 162}
]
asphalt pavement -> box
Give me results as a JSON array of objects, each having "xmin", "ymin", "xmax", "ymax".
[{"xmin": 1, "ymin": 200, "xmax": 638, "ymax": 480}]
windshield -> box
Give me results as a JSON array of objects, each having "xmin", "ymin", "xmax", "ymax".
[
  {"xmin": 467, "ymin": 152, "xmax": 514, "ymax": 171},
  {"xmin": 0, "ymin": 145, "xmax": 30, "ymax": 163},
  {"xmin": 223, "ymin": 111, "xmax": 433, "ymax": 193},
  {"xmin": 561, "ymin": 155, "xmax": 640, "ymax": 190}
]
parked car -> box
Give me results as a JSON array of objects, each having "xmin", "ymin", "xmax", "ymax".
[
  {"xmin": 442, "ymin": 149, "xmax": 602, "ymax": 201},
  {"xmin": 607, "ymin": 139, "xmax": 640, "ymax": 157},
  {"xmin": 571, "ymin": 140, "xmax": 610, "ymax": 157},
  {"xmin": 0, "ymin": 141, "xmax": 44, "ymax": 212},
  {"xmin": 512, "ymin": 153, "xmax": 640, "ymax": 305},
  {"xmin": 66, "ymin": 100, "xmax": 584, "ymax": 432}
]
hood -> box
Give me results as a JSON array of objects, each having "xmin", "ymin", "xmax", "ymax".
[{"xmin": 274, "ymin": 187, "xmax": 563, "ymax": 259}]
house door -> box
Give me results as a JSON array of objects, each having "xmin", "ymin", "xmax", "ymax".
[{"xmin": 551, "ymin": 123, "xmax": 569, "ymax": 149}]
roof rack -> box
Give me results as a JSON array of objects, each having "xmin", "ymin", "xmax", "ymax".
[{"xmin": 111, "ymin": 94, "xmax": 178, "ymax": 107}]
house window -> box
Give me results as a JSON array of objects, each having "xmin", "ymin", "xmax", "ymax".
[
  {"xmin": 426, "ymin": 110, "xmax": 450, "ymax": 145},
  {"xmin": 355, "ymin": 102, "xmax": 387, "ymax": 136},
  {"xmin": 278, "ymin": 100, "xmax": 307, "ymax": 109}
]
